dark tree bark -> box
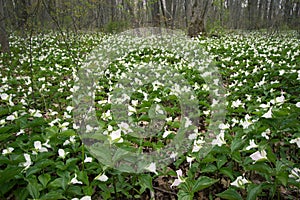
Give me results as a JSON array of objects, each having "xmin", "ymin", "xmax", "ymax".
[
  {"xmin": 0, "ymin": 0, "xmax": 9, "ymax": 53},
  {"xmin": 188, "ymin": 0, "xmax": 210, "ymax": 37},
  {"xmin": 16, "ymin": 0, "xmax": 29, "ymax": 30},
  {"xmin": 171, "ymin": 0, "xmax": 177, "ymax": 28},
  {"xmin": 151, "ymin": 0, "xmax": 160, "ymax": 26},
  {"xmin": 248, "ymin": 0, "xmax": 258, "ymax": 30},
  {"xmin": 284, "ymin": 0, "xmax": 292, "ymax": 27},
  {"xmin": 160, "ymin": 0, "xmax": 167, "ymax": 27}
]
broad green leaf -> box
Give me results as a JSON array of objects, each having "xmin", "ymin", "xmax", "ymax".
[
  {"xmin": 244, "ymin": 162, "xmax": 273, "ymax": 174},
  {"xmin": 219, "ymin": 167, "xmax": 234, "ymax": 180},
  {"xmin": 26, "ymin": 166, "xmax": 42, "ymax": 177},
  {"xmin": 0, "ymin": 166, "xmax": 22, "ymax": 185},
  {"xmin": 138, "ymin": 174, "xmax": 153, "ymax": 193},
  {"xmin": 177, "ymin": 190, "xmax": 193, "ymax": 200},
  {"xmin": 217, "ymin": 154, "xmax": 227, "ymax": 169},
  {"xmin": 83, "ymin": 186, "xmax": 94, "ymax": 196},
  {"xmin": 40, "ymin": 191, "xmax": 66, "ymax": 200},
  {"xmin": 38, "ymin": 174, "xmax": 51, "ymax": 188},
  {"xmin": 0, "ymin": 180, "xmax": 17, "ymax": 195},
  {"xmin": 231, "ymin": 151, "xmax": 242, "ymax": 163},
  {"xmin": 276, "ymin": 171, "xmax": 288, "ymax": 186},
  {"xmin": 48, "ymin": 178, "xmax": 63, "ymax": 189},
  {"xmin": 216, "ymin": 188, "xmax": 243, "ymax": 200},
  {"xmin": 201, "ymin": 164, "xmax": 217, "ymax": 173},
  {"xmin": 60, "ymin": 129, "xmax": 76, "ymax": 137},
  {"xmin": 67, "ymin": 185, "xmax": 83, "ymax": 196},
  {"xmin": 192, "ymin": 176, "xmax": 218, "ymax": 192},
  {"xmin": 13, "ymin": 187, "xmax": 29, "ymax": 200},
  {"xmin": 0, "ymin": 133, "xmax": 12, "ymax": 141},
  {"xmin": 27, "ymin": 179, "xmax": 41, "ymax": 199},
  {"xmin": 77, "ymin": 171, "xmax": 89, "ymax": 186},
  {"xmin": 246, "ymin": 184, "xmax": 262, "ymax": 200}
]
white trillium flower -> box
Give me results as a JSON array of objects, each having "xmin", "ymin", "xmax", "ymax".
[
  {"xmin": 59, "ymin": 122, "xmax": 70, "ymax": 131},
  {"xmin": 71, "ymin": 196, "xmax": 92, "ymax": 200},
  {"xmin": 70, "ymin": 174, "xmax": 83, "ymax": 184},
  {"xmin": 192, "ymin": 138, "xmax": 205, "ymax": 152},
  {"xmin": 101, "ymin": 110, "xmax": 112, "ymax": 120},
  {"xmin": 259, "ymin": 102, "xmax": 270, "ymax": 108},
  {"xmin": 296, "ymin": 102, "xmax": 300, "ymax": 108},
  {"xmin": 240, "ymin": 114, "xmax": 253, "ymax": 129},
  {"xmin": 109, "ymin": 129, "xmax": 123, "ymax": 143},
  {"xmin": 84, "ymin": 156, "xmax": 93, "ymax": 163},
  {"xmin": 186, "ymin": 156, "xmax": 195, "ymax": 168},
  {"xmin": 212, "ymin": 130, "xmax": 226, "ymax": 147},
  {"xmin": 262, "ymin": 107, "xmax": 272, "ymax": 118},
  {"xmin": 0, "ymin": 93, "xmax": 9, "ymax": 101},
  {"xmin": 219, "ymin": 123, "xmax": 230, "ymax": 130},
  {"xmin": 250, "ymin": 150, "xmax": 267, "ymax": 163},
  {"xmin": 230, "ymin": 176, "xmax": 250, "ymax": 188},
  {"xmin": 2, "ymin": 147, "xmax": 14, "ymax": 155},
  {"xmin": 131, "ymin": 100, "xmax": 138, "ymax": 106},
  {"xmin": 275, "ymin": 95, "xmax": 285, "ymax": 104},
  {"xmin": 118, "ymin": 122, "xmax": 133, "ymax": 134},
  {"xmin": 184, "ymin": 117, "xmax": 193, "ymax": 128},
  {"xmin": 58, "ymin": 149, "xmax": 68, "ymax": 159},
  {"xmin": 29, "ymin": 109, "xmax": 43, "ymax": 118},
  {"xmin": 145, "ymin": 162, "xmax": 158, "ymax": 175},
  {"xmin": 66, "ymin": 106, "xmax": 74, "ymax": 112},
  {"xmin": 290, "ymin": 138, "xmax": 300, "ymax": 148},
  {"xmin": 95, "ymin": 173, "xmax": 109, "ymax": 182},
  {"xmin": 33, "ymin": 141, "xmax": 48, "ymax": 154},
  {"xmin": 232, "ymin": 99, "xmax": 244, "ymax": 108},
  {"xmin": 128, "ymin": 105, "xmax": 136, "ymax": 116},
  {"xmin": 22, "ymin": 153, "xmax": 32, "ymax": 170},
  {"xmin": 246, "ymin": 139, "xmax": 258, "ymax": 150},
  {"xmin": 289, "ymin": 168, "xmax": 300, "ymax": 182},
  {"xmin": 170, "ymin": 152, "xmax": 178, "ymax": 160},
  {"xmin": 261, "ymin": 129, "xmax": 271, "ymax": 140},
  {"xmin": 171, "ymin": 169, "xmax": 185, "ymax": 188},
  {"xmin": 163, "ymin": 130, "xmax": 174, "ymax": 138}
]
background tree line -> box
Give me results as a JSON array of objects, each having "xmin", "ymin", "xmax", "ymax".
[{"xmin": 1, "ymin": 0, "xmax": 300, "ymax": 52}]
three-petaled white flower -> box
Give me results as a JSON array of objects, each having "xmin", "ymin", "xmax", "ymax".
[
  {"xmin": 145, "ymin": 162, "xmax": 158, "ymax": 175},
  {"xmin": 262, "ymin": 107, "xmax": 272, "ymax": 118},
  {"xmin": 33, "ymin": 141, "xmax": 48, "ymax": 155},
  {"xmin": 2, "ymin": 147, "xmax": 14, "ymax": 155},
  {"xmin": 70, "ymin": 173, "xmax": 83, "ymax": 184},
  {"xmin": 230, "ymin": 176, "xmax": 250, "ymax": 188},
  {"xmin": 171, "ymin": 169, "xmax": 185, "ymax": 188},
  {"xmin": 289, "ymin": 168, "xmax": 300, "ymax": 182},
  {"xmin": 71, "ymin": 196, "xmax": 91, "ymax": 200},
  {"xmin": 95, "ymin": 173, "xmax": 109, "ymax": 182},
  {"xmin": 109, "ymin": 129, "xmax": 123, "ymax": 144},
  {"xmin": 21, "ymin": 153, "xmax": 32, "ymax": 171},
  {"xmin": 250, "ymin": 150, "xmax": 267, "ymax": 163},
  {"xmin": 245, "ymin": 139, "xmax": 258, "ymax": 150},
  {"xmin": 58, "ymin": 149, "xmax": 68, "ymax": 159},
  {"xmin": 212, "ymin": 130, "xmax": 226, "ymax": 147},
  {"xmin": 290, "ymin": 137, "xmax": 300, "ymax": 148}
]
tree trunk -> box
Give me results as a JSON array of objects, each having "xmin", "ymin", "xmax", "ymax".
[
  {"xmin": 188, "ymin": 0, "xmax": 210, "ymax": 37},
  {"xmin": 0, "ymin": 0, "xmax": 9, "ymax": 53},
  {"xmin": 151, "ymin": 0, "xmax": 160, "ymax": 26}
]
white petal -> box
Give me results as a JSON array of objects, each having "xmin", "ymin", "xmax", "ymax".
[
  {"xmin": 145, "ymin": 162, "xmax": 158, "ymax": 175},
  {"xmin": 95, "ymin": 173, "xmax": 108, "ymax": 182}
]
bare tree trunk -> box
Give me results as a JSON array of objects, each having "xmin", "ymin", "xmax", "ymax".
[
  {"xmin": 0, "ymin": 0, "xmax": 9, "ymax": 53},
  {"xmin": 188, "ymin": 0, "xmax": 210, "ymax": 37},
  {"xmin": 16, "ymin": 0, "xmax": 28, "ymax": 32},
  {"xmin": 160, "ymin": 0, "xmax": 168, "ymax": 27},
  {"xmin": 151, "ymin": 0, "xmax": 160, "ymax": 26},
  {"xmin": 171, "ymin": 0, "xmax": 177, "ymax": 28},
  {"xmin": 284, "ymin": 0, "xmax": 292, "ymax": 28}
]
